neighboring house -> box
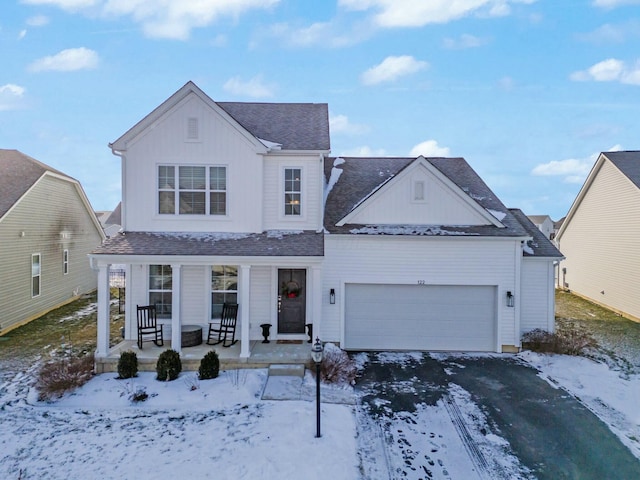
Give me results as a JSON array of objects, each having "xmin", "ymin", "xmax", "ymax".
[
  {"xmin": 527, "ymin": 214, "xmax": 555, "ymax": 240},
  {"xmin": 0, "ymin": 149, "xmax": 106, "ymax": 334},
  {"xmin": 102, "ymin": 202, "xmax": 122, "ymax": 238},
  {"xmin": 555, "ymin": 151, "xmax": 640, "ymax": 322},
  {"xmin": 89, "ymin": 81, "xmax": 562, "ymax": 362}
]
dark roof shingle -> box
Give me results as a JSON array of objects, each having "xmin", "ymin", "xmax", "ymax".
[
  {"xmin": 510, "ymin": 209, "xmax": 564, "ymax": 258},
  {"xmin": 0, "ymin": 149, "xmax": 73, "ymax": 218}
]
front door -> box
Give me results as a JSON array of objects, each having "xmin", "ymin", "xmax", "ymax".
[{"xmin": 278, "ymin": 269, "xmax": 306, "ymax": 334}]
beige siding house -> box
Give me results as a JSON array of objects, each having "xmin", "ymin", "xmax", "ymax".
[
  {"xmin": 0, "ymin": 150, "xmax": 106, "ymax": 334},
  {"xmin": 555, "ymin": 151, "xmax": 640, "ymax": 321}
]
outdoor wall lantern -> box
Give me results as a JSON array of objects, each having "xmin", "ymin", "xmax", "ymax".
[
  {"xmin": 329, "ymin": 288, "xmax": 336, "ymax": 304},
  {"xmin": 311, "ymin": 337, "xmax": 324, "ymax": 438},
  {"xmin": 506, "ymin": 291, "xmax": 515, "ymax": 308}
]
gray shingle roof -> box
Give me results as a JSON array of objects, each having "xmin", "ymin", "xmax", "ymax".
[
  {"xmin": 509, "ymin": 209, "xmax": 564, "ymax": 258},
  {"xmin": 218, "ymin": 102, "xmax": 330, "ymax": 151},
  {"xmin": 0, "ymin": 149, "xmax": 73, "ymax": 219},
  {"xmin": 92, "ymin": 230, "xmax": 324, "ymax": 257},
  {"xmin": 603, "ymin": 151, "xmax": 640, "ymax": 189},
  {"xmin": 323, "ymin": 156, "xmax": 529, "ymax": 237}
]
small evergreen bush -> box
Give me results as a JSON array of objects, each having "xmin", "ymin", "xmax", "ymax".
[
  {"xmin": 198, "ymin": 350, "xmax": 220, "ymax": 380},
  {"xmin": 117, "ymin": 350, "xmax": 138, "ymax": 379},
  {"xmin": 156, "ymin": 349, "xmax": 182, "ymax": 381}
]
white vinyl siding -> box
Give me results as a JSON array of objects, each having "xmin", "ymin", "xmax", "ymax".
[
  {"xmin": 123, "ymin": 95, "xmax": 263, "ymax": 232},
  {"xmin": 558, "ymin": 159, "xmax": 640, "ymax": 321},
  {"xmin": 520, "ymin": 259, "xmax": 555, "ymax": 333},
  {"xmin": 322, "ymin": 235, "xmax": 519, "ymax": 349}
]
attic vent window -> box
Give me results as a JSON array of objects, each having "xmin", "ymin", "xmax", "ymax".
[
  {"xmin": 413, "ymin": 180, "xmax": 425, "ymax": 202},
  {"xmin": 187, "ymin": 117, "xmax": 199, "ymax": 140}
]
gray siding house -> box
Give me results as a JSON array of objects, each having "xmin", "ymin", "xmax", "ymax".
[{"xmin": 0, "ymin": 149, "xmax": 106, "ymax": 334}]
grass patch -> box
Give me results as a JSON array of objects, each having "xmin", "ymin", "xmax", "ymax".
[{"xmin": 555, "ymin": 290, "xmax": 640, "ymax": 374}]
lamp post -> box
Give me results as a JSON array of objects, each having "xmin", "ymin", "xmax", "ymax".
[{"xmin": 311, "ymin": 337, "xmax": 324, "ymax": 438}]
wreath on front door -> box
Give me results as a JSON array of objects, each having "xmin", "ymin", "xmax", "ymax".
[{"xmin": 281, "ymin": 281, "xmax": 300, "ymax": 298}]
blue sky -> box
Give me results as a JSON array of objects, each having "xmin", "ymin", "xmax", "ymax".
[{"xmin": 2, "ymin": 0, "xmax": 640, "ymax": 220}]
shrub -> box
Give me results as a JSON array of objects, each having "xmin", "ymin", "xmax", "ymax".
[
  {"xmin": 117, "ymin": 350, "xmax": 138, "ymax": 379},
  {"xmin": 37, "ymin": 354, "xmax": 94, "ymax": 401},
  {"xmin": 316, "ymin": 343, "xmax": 357, "ymax": 385},
  {"xmin": 156, "ymin": 349, "xmax": 182, "ymax": 381},
  {"xmin": 522, "ymin": 325, "xmax": 597, "ymax": 356},
  {"xmin": 198, "ymin": 350, "xmax": 220, "ymax": 380}
]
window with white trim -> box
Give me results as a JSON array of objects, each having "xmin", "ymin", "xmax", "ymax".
[
  {"xmin": 63, "ymin": 249, "xmax": 69, "ymax": 275},
  {"xmin": 211, "ymin": 265, "xmax": 238, "ymax": 319},
  {"xmin": 149, "ymin": 265, "xmax": 172, "ymax": 318},
  {"xmin": 284, "ymin": 168, "xmax": 301, "ymax": 216},
  {"xmin": 32, "ymin": 253, "xmax": 41, "ymax": 297},
  {"xmin": 158, "ymin": 165, "xmax": 227, "ymax": 215}
]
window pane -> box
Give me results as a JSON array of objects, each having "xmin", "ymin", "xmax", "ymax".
[
  {"xmin": 150, "ymin": 292, "xmax": 172, "ymax": 316},
  {"xmin": 32, "ymin": 256, "xmax": 40, "ymax": 276},
  {"xmin": 32, "ymin": 277, "xmax": 40, "ymax": 297},
  {"xmin": 210, "ymin": 166, "xmax": 226, "ymax": 190},
  {"xmin": 179, "ymin": 192, "xmax": 205, "ymax": 214},
  {"xmin": 159, "ymin": 191, "xmax": 175, "ymax": 214},
  {"xmin": 210, "ymin": 192, "xmax": 226, "ymax": 215},
  {"xmin": 158, "ymin": 166, "xmax": 175, "ymax": 189},
  {"xmin": 179, "ymin": 166, "xmax": 206, "ymax": 189},
  {"xmin": 211, "ymin": 266, "xmax": 238, "ymax": 319}
]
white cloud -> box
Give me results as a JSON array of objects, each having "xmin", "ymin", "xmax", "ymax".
[
  {"xmin": 361, "ymin": 55, "xmax": 428, "ymax": 85},
  {"xmin": 592, "ymin": 0, "xmax": 640, "ymax": 8},
  {"xmin": 498, "ymin": 76, "xmax": 515, "ymax": 90},
  {"xmin": 266, "ymin": 19, "xmax": 373, "ymax": 48},
  {"xmin": 329, "ymin": 115, "xmax": 370, "ymax": 135},
  {"xmin": 26, "ymin": 15, "xmax": 51, "ymax": 27},
  {"xmin": 409, "ymin": 140, "xmax": 451, "ymax": 157},
  {"xmin": 531, "ymin": 145, "xmax": 622, "ymax": 183},
  {"xmin": 23, "ymin": 0, "xmax": 280, "ymax": 40},
  {"xmin": 22, "ymin": 0, "xmax": 99, "ymax": 11},
  {"xmin": 339, "ymin": 0, "xmax": 536, "ymax": 28},
  {"xmin": 443, "ymin": 34, "xmax": 488, "ymax": 49},
  {"xmin": 0, "ymin": 84, "xmax": 26, "ymax": 111},
  {"xmin": 570, "ymin": 58, "xmax": 640, "ymax": 85},
  {"xmin": 339, "ymin": 145, "xmax": 387, "ymax": 156},
  {"xmin": 28, "ymin": 47, "xmax": 99, "ymax": 72},
  {"xmin": 18, "ymin": 29, "xmax": 27, "ymax": 40},
  {"xmin": 223, "ymin": 75, "xmax": 274, "ymax": 98}
]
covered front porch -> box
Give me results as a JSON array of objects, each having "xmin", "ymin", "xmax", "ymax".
[{"xmin": 94, "ymin": 338, "xmax": 315, "ymax": 373}]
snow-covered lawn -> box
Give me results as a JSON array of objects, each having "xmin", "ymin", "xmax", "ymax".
[{"xmin": 1, "ymin": 352, "xmax": 638, "ymax": 479}]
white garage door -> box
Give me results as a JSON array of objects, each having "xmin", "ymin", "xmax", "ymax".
[{"xmin": 344, "ymin": 284, "xmax": 496, "ymax": 351}]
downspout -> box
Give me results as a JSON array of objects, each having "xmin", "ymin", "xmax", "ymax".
[{"xmin": 109, "ymin": 143, "xmax": 126, "ymax": 231}]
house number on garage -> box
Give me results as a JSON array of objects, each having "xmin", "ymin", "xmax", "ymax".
[{"xmin": 417, "ymin": 280, "xmax": 426, "ymax": 285}]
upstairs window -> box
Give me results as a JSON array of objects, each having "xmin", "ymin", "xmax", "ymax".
[
  {"xmin": 158, "ymin": 165, "xmax": 227, "ymax": 215},
  {"xmin": 32, "ymin": 253, "xmax": 41, "ymax": 297},
  {"xmin": 284, "ymin": 168, "xmax": 301, "ymax": 216}
]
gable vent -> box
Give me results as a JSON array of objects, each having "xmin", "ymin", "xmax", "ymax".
[{"xmin": 187, "ymin": 117, "xmax": 199, "ymax": 140}]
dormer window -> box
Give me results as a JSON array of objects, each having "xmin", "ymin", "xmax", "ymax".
[{"xmin": 284, "ymin": 168, "xmax": 301, "ymax": 216}]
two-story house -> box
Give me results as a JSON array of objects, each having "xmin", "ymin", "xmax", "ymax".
[{"xmin": 90, "ymin": 81, "xmax": 561, "ymax": 366}]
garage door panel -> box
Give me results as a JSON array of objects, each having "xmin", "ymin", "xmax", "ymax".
[{"xmin": 345, "ymin": 284, "xmax": 496, "ymax": 351}]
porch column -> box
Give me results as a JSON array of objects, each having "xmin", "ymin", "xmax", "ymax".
[
  {"xmin": 96, "ymin": 263, "xmax": 110, "ymax": 358},
  {"xmin": 311, "ymin": 265, "xmax": 322, "ymax": 341},
  {"xmin": 240, "ymin": 265, "xmax": 251, "ymax": 358},
  {"xmin": 171, "ymin": 264, "xmax": 182, "ymax": 353}
]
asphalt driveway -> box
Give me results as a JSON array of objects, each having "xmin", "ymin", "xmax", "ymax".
[{"xmin": 354, "ymin": 353, "xmax": 640, "ymax": 480}]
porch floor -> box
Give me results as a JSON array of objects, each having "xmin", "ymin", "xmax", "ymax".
[{"xmin": 96, "ymin": 339, "xmax": 314, "ymax": 373}]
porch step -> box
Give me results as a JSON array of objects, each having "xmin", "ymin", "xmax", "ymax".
[{"xmin": 268, "ymin": 364, "xmax": 306, "ymax": 378}]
